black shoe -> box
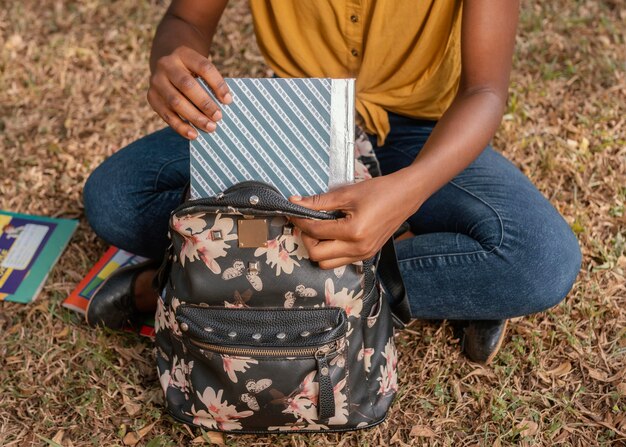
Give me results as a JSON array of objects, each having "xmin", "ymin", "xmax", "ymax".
[
  {"xmin": 451, "ymin": 320, "xmax": 508, "ymax": 364},
  {"xmin": 85, "ymin": 260, "xmax": 160, "ymax": 329}
]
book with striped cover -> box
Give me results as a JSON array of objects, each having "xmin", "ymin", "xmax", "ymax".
[{"xmin": 190, "ymin": 77, "xmax": 355, "ymax": 199}]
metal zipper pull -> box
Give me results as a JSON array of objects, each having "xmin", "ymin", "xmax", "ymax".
[{"xmin": 315, "ymin": 344, "xmax": 336, "ymax": 420}]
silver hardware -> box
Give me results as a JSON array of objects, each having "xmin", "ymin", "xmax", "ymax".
[
  {"xmin": 249, "ymin": 195, "xmax": 259, "ymax": 205},
  {"xmin": 228, "ymin": 331, "xmax": 237, "ymax": 338},
  {"xmin": 216, "ymin": 192, "xmax": 224, "ymax": 200},
  {"xmin": 276, "ymin": 332, "xmax": 286, "ymax": 340},
  {"xmin": 173, "ymin": 254, "xmax": 177, "ymax": 262},
  {"xmin": 211, "ymin": 230, "xmax": 223, "ymax": 240},
  {"xmin": 300, "ymin": 331, "xmax": 311, "ymax": 337},
  {"xmin": 252, "ymin": 333, "xmax": 262, "ymax": 340},
  {"xmin": 324, "ymin": 327, "xmax": 333, "ymax": 332},
  {"xmin": 248, "ymin": 261, "xmax": 260, "ymax": 273},
  {"xmin": 355, "ymin": 263, "xmax": 364, "ymax": 274},
  {"xmin": 180, "ymin": 323, "xmax": 189, "ymax": 332},
  {"xmin": 203, "ymin": 326, "xmax": 213, "ymax": 332},
  {"xmin": 321, "ymin": 367, "xmax": 329, "ymax": 376},
  {"xmin": 282, "ymin": 225, "xmax": 294, "ymax": 236}
]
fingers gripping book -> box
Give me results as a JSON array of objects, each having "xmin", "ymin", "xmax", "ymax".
[{"xmin": 190, "ymin": 78, "xmax": 355, "ymax": 199}]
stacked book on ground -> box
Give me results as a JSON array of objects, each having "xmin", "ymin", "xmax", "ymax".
[
  {"xmin": 63, "ymin": 247, "xmax": 155, "ymax": 337},
  {"xmin": 0, "ymin": 211, "xmax": 154, "ymax": 336},
  {"xmin": 0, "ymin": 210, "xmax": 77, "ymax": 303}
]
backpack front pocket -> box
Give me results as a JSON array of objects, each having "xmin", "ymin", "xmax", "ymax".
[{"xmin": 166, "ymin": 305, "xmax": 350, "ymax": 432}]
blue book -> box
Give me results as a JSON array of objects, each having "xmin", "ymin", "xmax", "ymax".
[
  {"xmin": 0, "ymin": 210, "xmax": 77, "ymax": 303},
  {"xmin": 190, "ymin": 78, "xmax": 355, "ymax": 199}
]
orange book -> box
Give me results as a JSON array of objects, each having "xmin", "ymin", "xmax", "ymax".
[{"xmin": 63, "ymin": 247, "xmax": 155, "ymax": 337}]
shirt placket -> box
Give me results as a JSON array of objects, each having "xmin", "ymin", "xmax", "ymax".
[{"xmin": 344, "ymin": 0, "xmax": 363, "ymax": 76}]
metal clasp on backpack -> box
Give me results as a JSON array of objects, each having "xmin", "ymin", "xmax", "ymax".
[{"xmin": 238, "ymin": 217, "xmax": 269, "ymax": 248}]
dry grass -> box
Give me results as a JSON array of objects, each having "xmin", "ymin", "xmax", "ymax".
[{"xmin": 0, "ymin": 0, "xmax": 624, "ymax": 446}]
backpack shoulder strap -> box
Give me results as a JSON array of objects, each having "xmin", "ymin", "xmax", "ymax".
[{"xmin": 377, "ymin": 238, "xmax": 412, "ymax": 329}]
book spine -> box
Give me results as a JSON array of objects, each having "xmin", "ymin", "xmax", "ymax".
[{"xmin": 328, "ymin": 79, "xmax": 355, "ymax": 189}]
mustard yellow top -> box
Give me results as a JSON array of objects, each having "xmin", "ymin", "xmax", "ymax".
[{"xmin": 249, "ymin": 0, "xmax": 463, "ymax": 145}]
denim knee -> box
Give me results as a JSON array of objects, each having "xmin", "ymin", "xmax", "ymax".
[
  {"xmin": 83, "ymin": 152, "xmax": 186, "ymax": 259},
  {"xmin": 83, "ymin": 163, "xmax": 119, "ymax": 247},
  {"xmin": 503, "ymin": 218, "xmax": 581, "ymax": 316}
]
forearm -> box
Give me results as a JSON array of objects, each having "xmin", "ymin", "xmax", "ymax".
[
  {"xmin": 149, "ymin": 0, "xmax": 228, "ymax": 73},
  {"xmin": 396, "ymin": 88, "xmax": 507, "ymax": 212},
  {"xmin": 392, "ymin": 0, "xmax": 519, "ymax": 215}
]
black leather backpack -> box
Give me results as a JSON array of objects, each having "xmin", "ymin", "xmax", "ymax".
[{"xmin": 154, "ymin": 181, "xmax": 410, "ymax": 433}]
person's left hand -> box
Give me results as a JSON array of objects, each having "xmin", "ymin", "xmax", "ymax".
[{"xmin": 288, "ymin": 170, "xmax": 422, "ymax": 269}]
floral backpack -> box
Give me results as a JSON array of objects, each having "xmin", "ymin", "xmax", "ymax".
[{"xmin": 153, "ymin": 130, "xmax": 411, "ymax": 433}]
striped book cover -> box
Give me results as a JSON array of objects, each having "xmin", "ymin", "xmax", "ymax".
[{"xmin": 190, "ymin": 77, "xmax": 355, "ymax": 199}]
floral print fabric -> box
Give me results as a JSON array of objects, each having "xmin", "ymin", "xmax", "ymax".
[{"xmin": 156, "ymin": 173, "xmax": 399, "ymax": 432}]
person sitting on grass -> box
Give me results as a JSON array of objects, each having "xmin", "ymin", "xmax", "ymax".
[{"xmin": 83, "ymin": 0, "xmax": 581, "ymax": 364}]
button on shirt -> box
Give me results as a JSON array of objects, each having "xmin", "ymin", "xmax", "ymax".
[{"xmin": 249, "ymin": 0, "xmax": 463, "ymax": 145}]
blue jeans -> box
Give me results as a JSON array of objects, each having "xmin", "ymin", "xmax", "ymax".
[{"xmin": 84, "ymin": 113, "xmax": 581, "ymax": 320}]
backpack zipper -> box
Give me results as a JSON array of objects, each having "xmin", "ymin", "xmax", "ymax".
[{"xmin": 188, "ymin": 339, "xmax": 339, "ymax": 358}]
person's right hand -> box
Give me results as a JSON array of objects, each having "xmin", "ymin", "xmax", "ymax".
[{"xmin": 147, "ymin": 46, "xmax": 232, "ymax": 140}]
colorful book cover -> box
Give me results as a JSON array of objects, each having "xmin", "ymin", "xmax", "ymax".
[
  {"xmin": 190, "ymin": 77, "xmax": 355, "ymax": 199},
  {"xmin": 63, "ymin": 247, "xmax": 155, "ymax": 337},
  {"xmin": 0, "ymin": 210, "xmax": 77, "ymax": 304}
]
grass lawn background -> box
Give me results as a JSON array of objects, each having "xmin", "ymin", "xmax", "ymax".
[{"xmin": 0, "ymin": 0, "xmax": 624, "ymax": 445}]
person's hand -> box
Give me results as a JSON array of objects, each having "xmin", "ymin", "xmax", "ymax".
[
  {"xmin": 288, "ymin": 171, "xmax": 422, "ymax": 269},
  {"xmin": 147, "ymin": 46, "xmax": 232, "ymax": 140}
]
